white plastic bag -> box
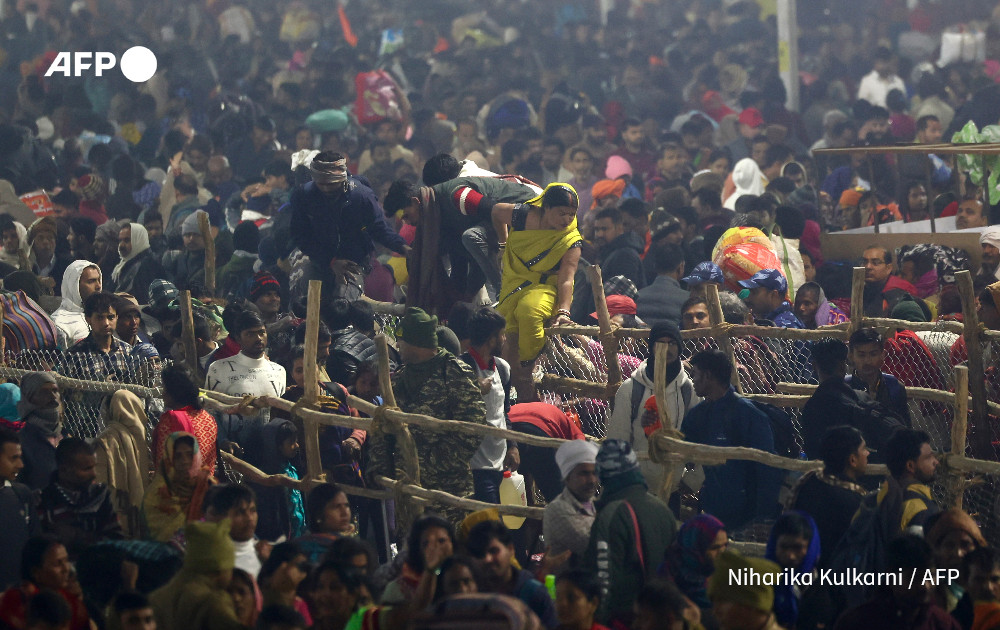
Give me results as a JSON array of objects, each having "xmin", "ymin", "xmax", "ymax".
[{"xmin": 939, "ymin": 29, "xmax": 985, "ymax": 66}]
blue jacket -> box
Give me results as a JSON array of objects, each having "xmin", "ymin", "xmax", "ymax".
[
  {"xmin": 681, "ymin": 388, "xmax": 783, "ymax": 529},
  {"xmin": 767, "ymin": 301, "xmax": 805, "ymax": 329},
  {"xmin": 290, "ymin": 179, "xmax": 406, "ymax": 269}
]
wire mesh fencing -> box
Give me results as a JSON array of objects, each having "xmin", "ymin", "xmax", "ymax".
[
  {"xmin": 532, "ymin": 322, "xmax": 1000, "ymax": 544},
  {"xmin": 3, "ymin": 348, "xmax": 166, "ymax": 441}
]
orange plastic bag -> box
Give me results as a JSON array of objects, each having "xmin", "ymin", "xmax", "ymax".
[{"xmin": 715, "ymin": 242, "xmax": 783, "ymax": 292}]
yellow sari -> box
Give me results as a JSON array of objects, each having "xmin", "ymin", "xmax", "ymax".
[
  {"xmin": 142, "ymin": 431, "xmax": 215, "ymax": 542},
  {"xmin": 497, "ymin": 202, "xmax": 582, "ymax": 362}
]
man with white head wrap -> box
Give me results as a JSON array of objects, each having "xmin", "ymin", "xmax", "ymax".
[
  {"xmin": 110, "ymin": 222, "xmax": 165, "ymax": 296},
  {"xmin": 542, "ymin": 439, "xmax": 599, "ymax": 558},
  {"xmin": 979, "ymin": 226, "xmax": 1000, "ymax": 284}
]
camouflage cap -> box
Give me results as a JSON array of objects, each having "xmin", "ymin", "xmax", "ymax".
[{"xmin": 595, "ymin": 438, "xmax": 639, "ymax": 478}]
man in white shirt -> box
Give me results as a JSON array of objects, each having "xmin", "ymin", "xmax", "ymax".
[
  {"xmin": 206, "ymin": 310, "xmax": 286, "ymax": 448},
  {"xmin": 857, "ymin": 47, "xmax": 907, "ymax": 108},
  {"xmin": 460, "ymin": 307, "xmax": 519, "ymax": 503}
]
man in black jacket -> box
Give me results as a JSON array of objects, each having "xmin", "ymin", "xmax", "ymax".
[
  {"xmin": 322, "ymin": 297, "xmax": 375, "ymax": 387},
  {"xmin": 787, "ymin": 425, "xmax": 868, "ymax": 560},
  {"xmin": 290, "ymin": 152, "xmax": 409, "ymax": 300},
  {"xmin": 593, "ymin": 207, "xmax": 646, "ymax": 289},
  {"xmin": 0, "ymin": 429, "xmax": 36, "ymax": 589},
  {"xmin": 801, "ymin": 338, "xmax": 903, "ymax": 461}
]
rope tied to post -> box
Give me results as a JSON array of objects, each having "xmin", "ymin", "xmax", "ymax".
[
  {"xmin": 646, "ymin": 427, "xmax": 690, "ymax": 465},
  {"xmin": 220, "ymin": 394, "xmax": 265, "ymax": 416}
]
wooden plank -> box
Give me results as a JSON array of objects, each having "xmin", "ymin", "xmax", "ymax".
[
  {"xmin": 375, "ymin": 334, "xmax": 398, "ymax": 409},
  {"xmin": 814, "ymin": 142, "xmax": 1000, "ymax": 156},
  {"xmin": 180, "ymin": 290, "xmax": 199, "ymax": 376},
  {"xmin": 198, "ymin": 211, "xmax": 215, "ymax": 295},
  {"xmin": 586, "ymin": 265, "xmax": 624, "ymax": 397},
  {"xmin": 958, "ymin": 270, "xmax": 991, "ymax": 459},
  {"xmin": 849, "ymin": 266, "xmax": 865, "ymax": 335},
  {"xmin": 299, "ymin": 280, "xmax": 324, "ymax": 481},
  {"xmin": 950, "ymin": 366, "xmax": 970, "ymax": 509},
  {"xmin": 303, "ymin": 280, "xmax": 322, "ymax": 405},
  {"xmin": 820, "ymin": 232, "xmax": 983, "ymax": 271}
]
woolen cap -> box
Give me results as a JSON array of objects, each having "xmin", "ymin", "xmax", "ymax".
[
  {"xmin": 556, "ymin": 440, "xmax": 599, "ymax": 480},
  {"xmin": 595, "ymin": 439, "xmax": 640, "ymax": 479},
  {"xmin": 398, "ymin": 307, "xmax": 439, "ymax": 349}
]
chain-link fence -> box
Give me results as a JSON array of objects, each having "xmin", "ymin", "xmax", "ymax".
[
  {"xmin": 529, "ymin": 320, "xmax": 1000, "ymax": 543},
  {"xmin": 3, "ymin": 348, "xmax": 166, "ymax": 442}
]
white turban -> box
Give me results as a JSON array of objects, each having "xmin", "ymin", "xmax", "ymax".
[
  {"xmin": 555, "ymin": 440, "xmax": 599, "ymax": 480},
  {"xmin": 980, "ymin": 226, "xmax": 1000, "ymax": 251}
]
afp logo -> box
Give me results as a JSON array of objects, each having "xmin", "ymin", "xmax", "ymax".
[{"xmin": 45, "ymin": 46, "xmax": 157, "ymax": 83}]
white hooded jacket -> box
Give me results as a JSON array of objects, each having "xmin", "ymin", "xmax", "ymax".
[
  {"xmin": 724, "ymin": 157, "xmax": 767, "ymax": 210},
  {"xmin": 608, "ymin": 359, "xmax": 701, "ymax": 491},
  {"xmin": 51, "ymin": 259, "xmax": 101, "ymax": 348}
]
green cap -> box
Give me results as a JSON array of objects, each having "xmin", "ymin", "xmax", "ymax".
[{"xmin": 398, "ymin": 307, "xmax": 439, "ymax": 349}]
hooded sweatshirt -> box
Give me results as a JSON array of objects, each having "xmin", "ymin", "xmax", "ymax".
[
  {"xmin": 723, "ymin": 157, "xmax": 766, "ymax": 210},
  {"xmin": 0, "ymin": 221, "xmax": 29, "ymax": 269},
  {"xmin": 51, "ymin": 260, "xmax": 101, "ymax": 348},
  {"xmin": 608, "ymin": 323, "xmax": 701, "ymax": 491}
]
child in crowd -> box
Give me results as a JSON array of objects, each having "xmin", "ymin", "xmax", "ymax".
[
  {"xmin": 764, "ymin": 512, "xmax": 820, "ymax": 629},
  {"xmin": 249, "ymin": 419, "xmax": 306, "ymax": 541}
]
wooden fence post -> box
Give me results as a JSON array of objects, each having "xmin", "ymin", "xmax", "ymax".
[
  {"xmin": 706, "ymin": 283, "xmax": 742, "ymax": 394},
  {"xmin": 957, "ymin": 270, "xmax": 990, "ymax": 459},
  {"xmin": 375, "ymin": 334, "xmax": 398, "ymax": 409},
  {"xmin": 375, "ymin": 333, "xmax": 421, "ymax": 534},
  {"xmin": 180, "ymin": 290, "xmax": 198, "ymax": 377},
  {"xmin": 949, "ymin": 366, "xmax": 970, "ymax": 509},
  {"xmin": 848, "ymin": 266, "xmax": 866, "ymax": 335},
  {"xmin": 301, "ymin": 280, "xmax": 324, "ymax": 482},
  {"xmin": 652, "ymin": 340, "xmax": 677, "ymax": 500},
  {"xmin": 586, "ymin": 265, "xmax": 624, "ymax": 399},
  {"xmin": 197, "ymin": 211, "xmax": 216, "ymax": 296},
  {"xmin": 303, "ymin": 281, "xmax": 322, "ymax": 405}
]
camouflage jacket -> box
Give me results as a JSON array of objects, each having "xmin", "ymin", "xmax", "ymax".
[{"xmin": 367, "ymin": 350, "xmax": 487, "ymax": 512}]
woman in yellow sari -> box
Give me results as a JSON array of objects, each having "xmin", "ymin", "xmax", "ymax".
[
  {"xmin": 493, "ymin": 183, "xmax": 582, "ymax": 401},
  {"xmin": 142, "ymin": 431, "xmax": 215, "ymax": 541}
]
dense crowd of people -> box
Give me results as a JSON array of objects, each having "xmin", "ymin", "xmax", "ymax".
[{"xmin": 3, "ymin": 0, "xmax": 1000, "ymax": 628}]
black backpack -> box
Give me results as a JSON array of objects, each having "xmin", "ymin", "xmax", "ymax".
[
  {"xmin": 748, "ymin": 399, "xmax": 799, "ymax": 458},
  {"xmin": 849, "ymin": 395, "xmax": 906, "ymax": 462},
  {"xmin": 824, "ymin": 481, "xmax": 901, "ymax": 607}
]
